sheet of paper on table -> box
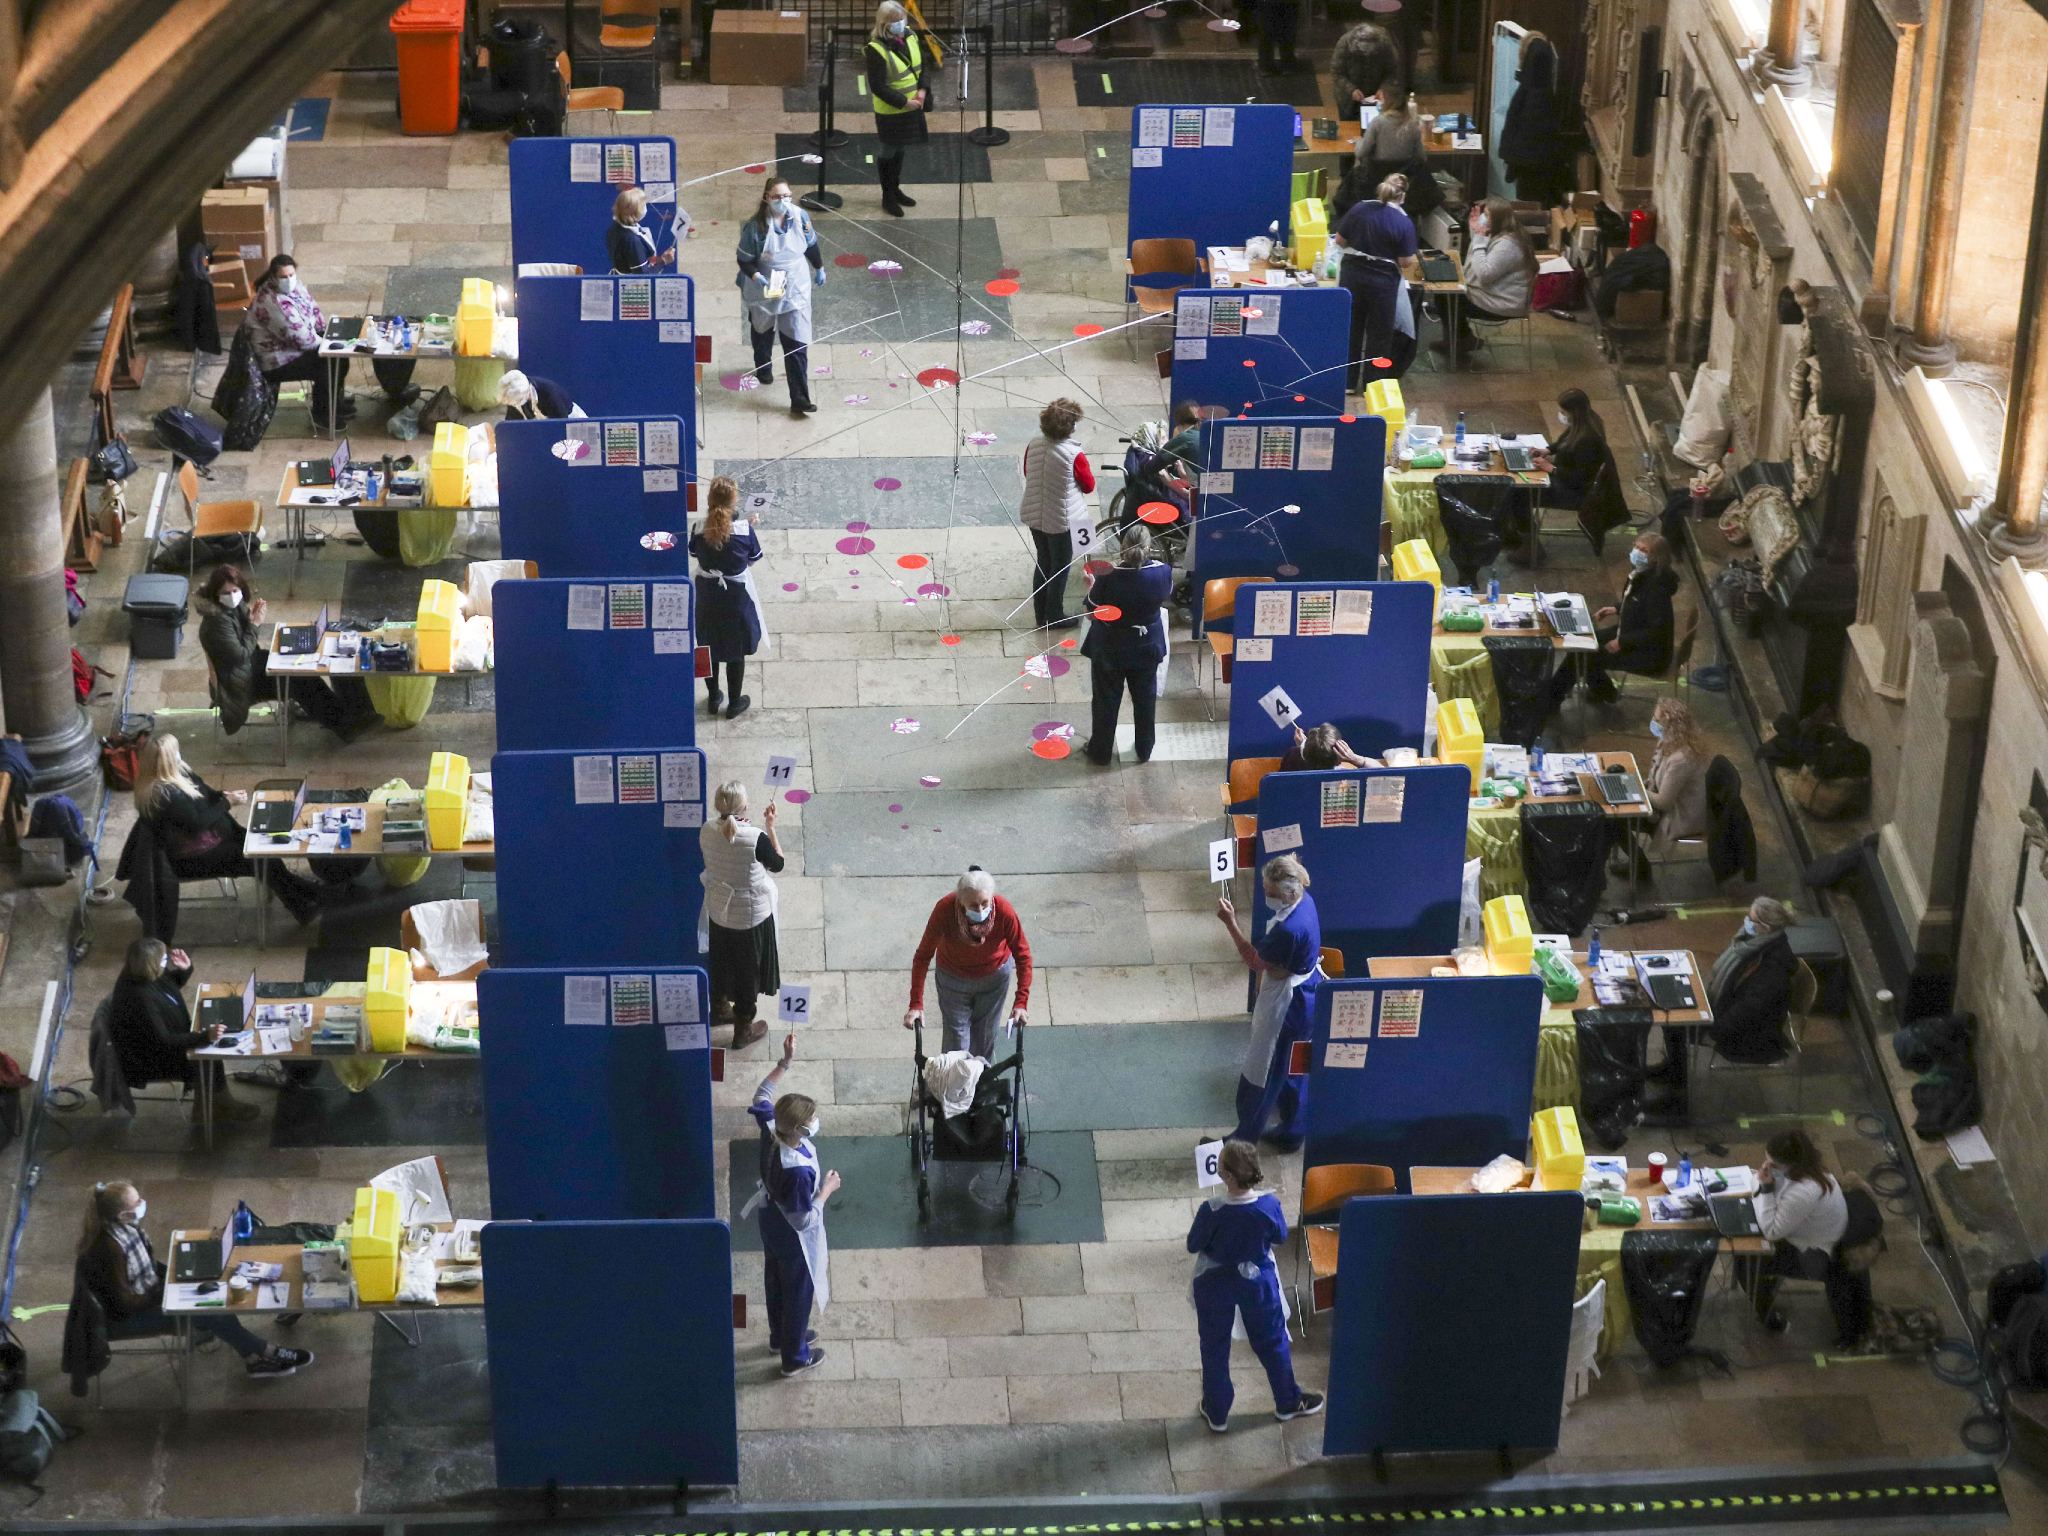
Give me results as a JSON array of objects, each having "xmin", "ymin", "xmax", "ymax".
[
  {"xmin": 165, "ymin": 1282, "xmax": 226, "ymax": 1310},
  {"xmin": 195, "ymin": 1032, "xmax": 256, "ymax": 1057},
  {"xmin": 1547, "ymin": 752, "xmax": 1601, "ymax": 773},
  {"xmin": 1947, "ymin": 1125, "xmax": 1997, "ymax": 1166},
  {"xmin": 1633, "ymin": 948, "xmax": 1695, "ymax": 976}
]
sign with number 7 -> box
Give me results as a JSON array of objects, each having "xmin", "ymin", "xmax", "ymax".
[{"xmin": 777, "ymin": 985, "xmax": 811, "ymax": 1024}]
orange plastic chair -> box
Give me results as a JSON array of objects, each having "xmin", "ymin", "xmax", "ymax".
[
  {"xmin": 1297, "ymin": 1163, "xmax": 1396, "ymax": 1317},
  {"xmin": 177, "ymin": 462, "xmax": 261, "ymax": 573},
  {"xmin": 1319, "ymin": 946, "xmax": 1345, "ymax": 979},
  {"xmin": 1220, "ymin": 755, "xmax": 1282, "ymax": 868},
  {"xmin": 1125, "ymin": 238, "xmax": 1208, "ymax": 323},
  {"xmin": 1202, "ymin": 575, "xmax": 1275, "ymax": 708}
]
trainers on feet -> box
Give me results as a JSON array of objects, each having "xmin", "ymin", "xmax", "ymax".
[
  {"xmin": 247, "ymin": 1347, "xmax": 314, "ymax": 1379},
  {"xmin": 1199, "ymin": 1406, "xmax": 1229, "ymax": 1432},
  {"xmin": 780, "ymin": 1347, "xmax": 827, "ymax": 1377},
  {"xmin": 1274, "ymin": 1391, "xmax": 1324, "ymax": 1420}
]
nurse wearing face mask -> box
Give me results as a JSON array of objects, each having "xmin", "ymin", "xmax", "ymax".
[
  {"xmin": 735, "ymin": 178, "xmax": 824, "ymax": 416},
  {"xmin": 1217, "ymin": 854, "xmax": 1321, "ymax": 1151},
  {"xmin": 1529, "ymin": 387, "xmax": 1631, "ymax": 553},
  {"xmin": 247, "ymin": 256, "xmax": 352, "ymax": 430},
  {"xmin": 607, "ymin": 186, "xmax": 676, "ymax": 274},
  {"xmin": 903, "ymin": 866, "xmax": 1034, "ymax": 1061},
  {"xmin": 866, "ymin": 1, "xmax": 933, "ymax": 217},
  {"xmin": 741, "ymin": 1035, "xmax": 841, "ymax": 1377}
]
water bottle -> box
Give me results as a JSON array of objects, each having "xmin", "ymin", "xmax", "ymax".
[
  {"xmin": 1455, "ymin": 411, "xmax": 1466, "ymax": 452},
  {"xmin": 1533, "ymin": 745, "xmax": 1545, "ymax": 774},
  {"xmin": 1587, "ymin": 924, "xmax": 1601, "ymax": 967},
  {"xmin": 339, "ymin": 819, "xmax": 353, "ymax": 852},
  {"xmin": 1407, "ymin": 91, "xmax": 1420, "ymax": 119},
  {"xmin": 1678, "ymin": 1153, "xmax": 1692, "ymax": 1190},
  {"xmin": 1487, "ymin": 575, "xmax": 1500, "ymax": 605}
]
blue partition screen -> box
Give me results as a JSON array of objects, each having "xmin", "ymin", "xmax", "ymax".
[
  {"xmin": 492, "ymin": 747, "xmax": 707, "ymax": 967},
  {"xmin": 1169, "ymin": 290, "xmax": 1353, "ymax": 419},
  {"xmin": 1225, "ymin": 582, "xmax": 1432, "ymax": 763},
  {"xmin": 1302, "ymin": 976, "xmax": 1544, "ymax": 1183},
  {"xmin": 513, "ymin": 276, "xmax": 697, "ymax": 481},
  {"xmin": 1127, "ymin": 105, "xmax": 1296, "ymax": 270},
  {"xmin": 494, "ymin": 579, "xmax": 698, "ymax": 750},
  {"xmin": 486, "ymin": 1219, "xmax": 738, "ymax": 1486},
  {"xmin": 1323, "ymin": 1193, "xmax": 1580, "ymax": 1454},
  {"xmin": 498, "ymin": 415, "xmax": 695, "ymax": 577},
  {"xmin": 479, "ymin": 967, "xmax": 716, "ymax": 1221},
  {"xmin": 1252, "ymin": 766, "xmax": 1468, "ymax": 963},
  {"xmin": 1191, "ymin": 414, "xmax": 1383, "ymax": 590},
  {"xmin": 509, "ymin": 136, "xmax": 681, "ymax": 276}
]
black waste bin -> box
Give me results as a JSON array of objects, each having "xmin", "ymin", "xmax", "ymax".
[
  {"xmin": 1520, "ymin": 799, "xmax": 1608, "ymax": 934},
  {"xmin": 1485, "ymin": 634, "xmax": 1555, "ymax": 748},
  {"xmin": 1575, "ymin": 1006, "xmax": 1652, "ymax": 1149},
  {"xmin": 1621, "ymin": 1229, "xmax": 1724, "ymax": 1369},
  {"xmin": 121, "ymin": 574, "xmax": 190, "ymax": 660}
]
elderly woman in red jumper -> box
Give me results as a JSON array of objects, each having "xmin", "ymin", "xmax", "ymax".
[
  {"xmin": 902, "ymin": 866, "xmax": 1034, "ymax": 1060},
  {"xmin": 1018, "ymin": 397, "xmax": 1096, "ymax": 631}
]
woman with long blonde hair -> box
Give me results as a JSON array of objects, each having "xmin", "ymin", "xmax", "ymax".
[
  {"xmin": 688, "ymin": 476, "xmax": 768, "ymax": 719},
  {"xmin": 1644, "ymin": 695, "xmax": 1708, "ymax": 857},
  {"xmin": 697, "ymin": 778, "xmax": 785, "ymax": 1050},
  {"xmin": 128, "ymin": 733, "xmax": 324, "ymax": 936}
]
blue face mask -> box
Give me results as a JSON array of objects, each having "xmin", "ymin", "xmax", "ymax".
[
  {"xmin": 771, "ymin": 198, "xmax": 793, "ymax": 218},
  {"xmin": 1649, "ymin": 719, "xmax": 1664, "ymax": 739},
  {"xmin": 1739, "ymin": 917, "xmax": 1760, "ymax": 938},
  {"xmin": 888, "ymin": 19, "xmax": 907, "ymax": 36},
  {"xmin": 1629, "ymin": 548, "xmax": 1651, "ymax": 571}
]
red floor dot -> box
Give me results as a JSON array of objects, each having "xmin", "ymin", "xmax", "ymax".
[
  {"xmin": 1031, "ymin": 737, "xmax": 1071, "ymax": 760},
  {"xmin": 897, "ymin": 553, "xmax": 929, "ymax": 570},
  {"xmin": 940, "ymin": 634, "xmax": 962, "ymax": 646},
  {"xmin": 985, "ymin": 278, "xmax": 1021, "ymax": 297},
  {"xmin": 1073, "ymin": 323, "xmax": 1105, "ymax": 338},
  {"xmin": 917, "ymin": 367, "xmax": 960, "ymax": 389}
]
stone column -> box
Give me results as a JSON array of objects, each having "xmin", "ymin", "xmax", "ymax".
[
  {"xmin": 1761, "ymin": 0, "xmax": 1812, "ymax": 96},
  {"xmin": 1875, "ymin": 596, "xmax": 1989, "ymax": 983},
  {"xmin": 1901, "ymin": 0, "xmax": 1985, "ymax": 374},
  {"xmin": 1888, "ymin": 0, "xmax": 1947, "ymax": 324},
  {"xmin": 1982, "ymin": 81, "xmax": 2048, "ymax": 569},
  {"xmin": 0, "ymin": 389, "xmax": 99, "ymax": 792}
]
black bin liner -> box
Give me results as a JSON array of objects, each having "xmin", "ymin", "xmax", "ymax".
[
  {"xmin": 1519, "ymin": 800, "xmax": 1608, "ymax": 934},
  {"xmin": 1433, "ymin": 474, "xmax": 1511, "ymax": 585},
  {"xmin": 1622, "ymin": 1229, "xmax": 1724, "ymax": 1369},
  {"xmin": 1484, "ymin": 635, "xmax": 1555, "ymax": 748},
  {"xmin": 1575, "ymin": 1006, "xmax": 1651, "ymax": 1150}
]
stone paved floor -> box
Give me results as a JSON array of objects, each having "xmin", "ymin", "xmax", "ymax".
[{"xmin": 0, "ymin": 58, "xmax": 2038, "ymax": 1527}]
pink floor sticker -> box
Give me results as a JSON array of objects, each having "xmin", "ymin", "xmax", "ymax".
[
  {"xmin": 873, "ymin": 477, "xmax": 901, "ymax": 491},
  {"xmin": 1031, "ymin": 721, "xmax": 1074, "ymax": 741},
  {"xmin": 783, "ymin": 788, "xmax": 812, "ymax": 804},
  {"xmin": 964, "ymin": 431, "xmax": 997, "ymax": 446},
  {"xmin": 836, "ymin": 536, "xmax": 876, "ymax": 555},
  {"xmin": 920, "ymin": 775, "xmax": 942, "ymax": 787},
  {"xmin": 846, "ymin": 521, "xmax": 870, "ymax": 532},
  {"xmin": 844, "ymin": 393, "xmax": 870, "ymax": 405},
  {"xmin": 960, "ymin": 320, "xmax": 991, "ymax": 335},
  {"xmin": 890, "ymin": 717, "xmax": 920, "ymax": 733},
  {"xmin": 917, "ymin": 582, "xmax": 951, "ymax": 597},
  {"xmin": 782, "ymin": 581, "xmax": 801, "ymax": 591},
  {"xmin": 888, "ymin": 803, "xmax": 903, "ymax": 813},
  {"xmin": 868, "ymin": 260, "xmax": 902, "ymax": 274}
]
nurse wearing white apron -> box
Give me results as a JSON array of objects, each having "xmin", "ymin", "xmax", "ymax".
[
  {"xmin": 735, "ymin": 178, "xmax": 823, "ymax": 416},
  {"xmin": 741, "ymin": 1034, "xmax": 840, "ymax": 1376},
  {"xmin": 1217, "ymin": 853, "xmax": 1322, "ymax": 1151}
]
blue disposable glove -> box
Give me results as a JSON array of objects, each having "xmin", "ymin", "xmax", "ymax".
[{"xmin": 814, "ymin": 269, "xmax": 826, "ymax": 287}]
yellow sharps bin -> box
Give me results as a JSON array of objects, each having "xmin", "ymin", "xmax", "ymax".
[
  {"xmin": 349, "ymin": 1186, "xmax": 401, "ymax": 1303},
  {"xmin": 364, "ymin": 946, "xmax": 413, "ymax": 1052},
  {"xmin": 455, "ymin": 277, "xmax": 496, "ymax": 356},
  {"xmin": 423, "ymin": 751, "xmax": 470, "ymax": 849},
  {"xmin": 1482, "ymin": 893, "xmax": 1534, "ymax": 975},
  {"xmin": 415, "ymin": 579, "xmax": 460, "ymax": 672},
  {"xmin": 1435, "ymin": 695, "xmax": 1482, "ymax": 790}
]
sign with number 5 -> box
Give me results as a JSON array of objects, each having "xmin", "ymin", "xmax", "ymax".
[
  {"xmin": 1207, "ymin": 836, "xmax": 1236, "ymax": 883},
  {"xmin": 777, "ymin": 985, "xmax": 811, "ymax": 1024}
]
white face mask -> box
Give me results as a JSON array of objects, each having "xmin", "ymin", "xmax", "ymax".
[
  {"xmin": 1649, "ymin": 719, "xmax": 1664, "ymax": 739},
  {"xmin": 220, "ymin": 589, "xmax": 242, "ymax": 610},
  {"xmin": 124, "ymin": 1200, "xmax": 147, "ymax": 1224},
  {"xmin": 1557, "ymin": 411, "xmax": 1570, "ymax": 428},
  {"xmin": 1474, "ymin": 214, "xmax": 1490, "ymax": 235},
  {"xmin": 1630, "ymin": 548, "xmax": 1651, "ymax": 570},
  {"xmin": 888, "ymin": 18, "xmax": 907, "ymax": 36},
  {"xmin": 802, "ymin": 1115, "xmax": 821, "ymax": 1140},
  {"xmin": 280, "ymin": 275, "xmax": 302, "ymax": 295}
]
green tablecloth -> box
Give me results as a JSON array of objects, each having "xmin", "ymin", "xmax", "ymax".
[
  {"xmin": 452, "ymin": 357, "xmax": 506, "ymax": 412},
  {"xmin": 1431, "ymin": 634, "xmax": 1500, "ymax": 737},
  {"xmin": 398, "ymin": 509, "xmax": 461, "ymax": 567},
  {"xmin": 1465, "ymin": 804, "xmax": 1523, "ymax": 903},
  {"xmin": 365, "ymin": 675, "xmax": 436, "ymax": 728},
  {"xmin": 1386, "ymin": 470, "xmax": 1452, "ymax": 567},
  {"xmin": 1535, "ymin": 1015, "xmax": 1579, "ymax": 1112}
]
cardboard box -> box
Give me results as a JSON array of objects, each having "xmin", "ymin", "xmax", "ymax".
[
  {"xmin": 710, "ymin": 11, "xmax": 807, "ymax": 87},
  {"xmin": 202, "ymin": 187, "xmax": 275, "ymax": 286},
  {"xmin": 1611, "ymin": 288, "xmax": 1667, "ymax": 328}
]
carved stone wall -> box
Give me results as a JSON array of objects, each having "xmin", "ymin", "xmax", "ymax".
[{"xmin": 1722, "ymin": 174, "xmax": 1796, "ymax": 460}]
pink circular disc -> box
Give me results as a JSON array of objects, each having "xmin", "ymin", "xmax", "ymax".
[
  {"xmin": 873, "ymin": 477, "xmax": 902, "ymax": 492},
  {"xmin": 639, "ymin": 531, "xmax": 676, "ymax": 551},
  {"xmin": 890, "ymin": 717, "xmax": 920, "ymax": 733},
  {"xmin": 846, "ymin": 520, "xmax": 870, "ymax": 532},
  {"xmin": 782, "ymin": 581, "xmax": 800, "ymax": 592},
  {"xmin": 889, "ymin": 803, "xmax": 903, "ymax": 813},
  {"xmin": 920, "ymin": 774, "xmax": 943, "ymax": 787},
  {"xmin": 897, "ymin": 553, "xmax": 929, "ymax": 570},
  {"xmin": 1031, "ymin": 721, "xmax": 1073, "ymax": 741},
  {"xmin": 836, "ymin": 536, "xmax": 876, "ymax": 555},
  {"xmin": 718, "ymin": 372, "xmax": 748, "ymax": 391},
  {"xmin": 917, "ymin": 582, "xmax": 951, "ymax": 597},
  {"xmin": 1045, "ymin": 655, "xmax": 1071, "ymax": 677},
  {"xmin": 783, "ymin": 788, "xmax": 812, "ymax": 804}
]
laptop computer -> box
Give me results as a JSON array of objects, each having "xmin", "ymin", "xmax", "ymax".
[
  {"xmin": 249, "ymin": 780, "xmax": 306, "ymax": 836},
  {"xmin": 1542, "ymin": 595, "xmax": 1591, "ymax": 636},
  {"xmin": 274, "ymin": 604, "xmax": 328, "ymax": 658},
  {"xmin": 171, "ymin": 1213, "xmax": 240, "ymax": 1283},
  {"xmin": 324, "ymin": 315, "xmax": 364, "ymax": 343},
  {"xmin": 295, "ymin": 439, "xmax": 349, "ymax": 489},
  {"xmin": 197, "ymin": 970, "xmax": 257, "ymax": 1035},
  {"xmin": 1634, "ymin": 955, "xmax": 1699, "ymax": 1012},
  {"xmin": 1418, "ymin": 250, "xmax": 1459, "ymax": 284},
  {"xmin": 1597, "ymin": 769, "xmax": 1646, "ymax": 806},
  {"xmin": 1501, "ymin": 445, "xmax": 1538, "ymax": 473},
  {"xmin": 1709, "ymin": 1193, "xmax": 1763, "ymax": 1239}
]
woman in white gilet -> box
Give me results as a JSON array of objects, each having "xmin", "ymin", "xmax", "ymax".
[
  {"xmin": 1018, "ymin": 397, "xmax": 1097, "ymax": 630},
  {"xmin": 698, "ymin": 780, "xmax": 786, "ymax": 1050}
]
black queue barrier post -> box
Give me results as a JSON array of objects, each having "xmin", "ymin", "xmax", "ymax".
[
  {"xmin": 965, "ymin": 27, "xmax": 1009, "ymax": 148},
  {"xmin": 806, "ymin": 31, "xmax": 850, "ymax": 150}
]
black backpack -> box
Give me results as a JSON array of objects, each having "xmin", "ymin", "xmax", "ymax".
[
  {"xmin": 152, "ymin": 405, "xmax": 223, "ymax": 468},
  {"xmin": 1992, "ymin": 1294, "xmax": 2048, "ymax": 1391}
]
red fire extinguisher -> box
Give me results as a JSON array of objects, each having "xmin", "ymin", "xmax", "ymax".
[{"xmin": 1629, "ymin": 207, "xmax": 1658, "ymax": 249}]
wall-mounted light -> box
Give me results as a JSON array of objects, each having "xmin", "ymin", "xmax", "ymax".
[{"xmin": 1905, "ymin": 366, "xmax": 1996, "ymax": 508}]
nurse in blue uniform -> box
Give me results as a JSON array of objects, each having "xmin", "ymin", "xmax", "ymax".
[
  {"xmin": 741, "ymin": 1033, "xmax": 841, "ymax": 1376},
  {"xmin": 1080, "ymin": 525, "xmax": 1174, "ymax": 766},
  {"xmin": 1216, "ymin": 852, "xmax": 1321, "ymax": 1149},
  {"xmin": 1187, "ymin": 1140, "xmax": 1324, "ymax": 1431}
]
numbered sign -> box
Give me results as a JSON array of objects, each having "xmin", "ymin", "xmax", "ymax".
[
  {"xmin": 1207, "ymin": 836, "xmax": 1237, "ymax": 884},
  {"xmin": 1195, "ymin": 1138, "xmax": 1224, "ymax": 1189},
  {"xmin": 1072, "ymin": 521, "xmax": 1099, "ymax": 557},
  {"xmin": 1258, "ymin": 684, "xmax": 1301, "ymax": 729},
  {"xmin": 777, "ymin": 984, "xmax": 812, "ymax": 1024},
  {"xmin": 765, "ymin": 755, "xmax": 798, "ymax": 788}
]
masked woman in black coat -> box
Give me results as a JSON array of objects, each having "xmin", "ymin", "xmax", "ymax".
[
  {"xmin": 105, "ymin": 938, "xmax": 260, "ymax": 1122},
  {"xmin": 1498, "ymin": 32, "xmax": 1570, "ymax": 207}
]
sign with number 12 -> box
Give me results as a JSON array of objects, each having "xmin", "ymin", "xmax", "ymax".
[{"xmin": 777, "ymin": 985, "xmax": 811, "ymax": 1024}]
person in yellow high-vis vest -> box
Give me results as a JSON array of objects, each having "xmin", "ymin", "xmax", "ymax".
[{"xmin": 865, "ymin": 1, "xmax": 934, "ymax": 217}]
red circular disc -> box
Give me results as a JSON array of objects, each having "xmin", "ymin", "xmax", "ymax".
[
  {"xmin": 1059, "ymin": 636, "xmax": 1078, "ymax": 648},
  {"xmin": 940, "ymin": 634, "xmax": 962, "ymax": 646},
  {"xmin": 1091, "ymin": 604, "xmax": 1123, "ymax": 622},
  {"xmin": 1370, "ymin": 357, "xmax": 1394, "ymax": 369},
  {"xmin": 743, "ymin": 163, "xmax": 768, "ymax": 174},
  {"xmin": 1073, "ymin": 323, "xmax": 1106, "ymax": 338},
  {"xmin": 833, "ymin": 252, "xmax": 868, "ymax": 269},
  {"xmin": 1135, "ymin": 501, "xmax": 1179, "ymax": 525},
  {"xmin": 1294, "ymin": 395, "xmax": 1306, "ymax": 402},
  {"xmin": 1241, "ymin": 358, "xmax": 1257, "ymax": 367},
  {"xmin": 985, "ymin": 278, "xmax": 1022, "ymax": 297},
  {"xmin": 1339, "ymin": 413, "xmax": 1357, "ymax": 423},
  {"xmin": 1083, "ymin": 559, "xmax": 1112, "ymax": 578},
  {"xmin": 897, "ymin": 553, "xmax": 930, "ymax": 570},
  {"xmin": 917, "ymin": 367, "xmax": 961, "ymax": 389},
  {"xmin": 1031, "ymin": 737, "xmax": 1071, "ymax": 760},
  {"xmin": 997, "ymin": 267, "xmax": 1022, "ymax": 280}
]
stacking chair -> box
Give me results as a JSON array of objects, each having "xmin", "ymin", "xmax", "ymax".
[
  {"xmin": 1562, "ymin": 1278, "xmax": 1606, "ymax": 1413},
  {"xmin": 177, "ymin": 461, "xmax": 261, "ymax": 574},
  {"xmin": 557, "ymin": 50, "xmax": 624, "ymax": 132},
  {"xmin": 1467, "ymin": 305, "xmax": 1534, "ymax": 369},
  {"xmin": 1125, "ymin": 239, "xmax": 1207, "ymax": 327},
  {"xmin": 1704, "ymin": 959, "xmax": 1818, "ymax": 1110},
  {"xmin": 400, "ymin": 899, "xmax": 490, "ymax": 981},
  {"xmin": 1294, "ymin": 1162, "xmax": 1397, "ymax": 1325},
  {"xmin": 589, "ymin": 0, "xmax": 659, "ymax": 107},
  {"xmin": 1220, "ymin": 756, "xmax": 1282, "ymax": 870},
  {"xmin": 1319, "ymin": 946, "xmax": 1345, "ymax": 980}
]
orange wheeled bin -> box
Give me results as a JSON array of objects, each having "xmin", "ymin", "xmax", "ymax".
[{"xmin": 390, "ymin": 0, "xmax": 465, "ymax": 136}]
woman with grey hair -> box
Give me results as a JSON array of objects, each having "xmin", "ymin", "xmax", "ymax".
[
  {"xmin": 1216, "ymin": 853, "xmax": 1322, "ymax": 1149},
  {"xmin": 699, "ymin": 779, "xmax": 786, "ymax": 1050},
  {"xmin": 1652, "ymin": 896, "xmax": 1796, "ymax": 1102},
  {"xmin": 1081, "ymin": 525, "xmax": 1173, "ymax": 765},
  {"xmin": 865, "ymin": 0, "xmax": 933, "ymax": 217},
  {"xmin": 903, "ymin": 866, "xmax": 1035, "ymax": 1059}
]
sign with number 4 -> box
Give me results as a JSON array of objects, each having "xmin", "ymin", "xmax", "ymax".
[
  {"xmin": 1258, "ymin": 685, "xmax": 1301, "ymax": 729},
  {"xmin": 1207, "ymin": 837, "xmax": 1236, "ymax": 883},
  {"xmin": 777, "ymin": 985, "xmax": 811, "ymax": 1024},
  {"xmin": 765, "ymin": 756, "xmax": 798, "ymax": 788},
  {"xmin": 1195, "ymin": 1138, "xmax": 1224, "ymax": 1189}
]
